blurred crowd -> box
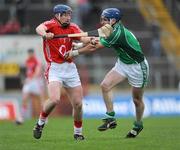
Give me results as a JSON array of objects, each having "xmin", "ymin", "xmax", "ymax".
[
  {"xmin": 0, "ymin": 0, "xmax": 93, "ymax": 34},
  {"xmin": 0, "ymin": 0, "xmax": 28, "ymax": 34}
]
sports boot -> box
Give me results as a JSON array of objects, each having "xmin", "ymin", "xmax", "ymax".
[
  {"xmin": 126, "ymin": 121, "xmax": 143, "ymax": 138},
  {"xmin": 98, "ymin": 118, "xmax": 117, "ymax": 131},
  {"xmin": 33, "ymin": 123, "xmax": 45, "ymax": 139}
]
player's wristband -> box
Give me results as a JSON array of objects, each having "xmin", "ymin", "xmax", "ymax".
[
  {"xmin": 74, "ymin": 43, "xmax": 84, "ymax": 49},
  {"xmin": 72, "ymin": 50, "xmax": 79, "ymax": 56}
]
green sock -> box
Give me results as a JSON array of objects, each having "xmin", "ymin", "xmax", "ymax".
[
  {"xmin": 134, "ymin": 121, "xmax": 143, "ymax": 127},
  {"xmin": 106, "ymin": 111, "xmax": 115, "ymax": 117}
]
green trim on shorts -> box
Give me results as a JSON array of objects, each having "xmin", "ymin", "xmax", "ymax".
[{"xmin": 140, "ymin": 61, "xmax": 148, "ymax": 88}]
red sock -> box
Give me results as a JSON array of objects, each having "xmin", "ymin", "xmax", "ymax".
[
  {"xmin": 40, "ymin": 111, "xmax": 48, "ymax": 119},
  {"xmin": 74, "ymin": 120, "xmax": 82, "ymax": 128}
]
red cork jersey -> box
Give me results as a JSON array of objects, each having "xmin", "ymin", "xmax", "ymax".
[{"xmin": 43, "ymin": 18, "xmax": 82, "ymax": 63}]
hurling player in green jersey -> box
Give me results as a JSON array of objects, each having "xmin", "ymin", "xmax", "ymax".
[{"xmin": 65, "ymin": 8, "xmax": 149, "ymax": 138}]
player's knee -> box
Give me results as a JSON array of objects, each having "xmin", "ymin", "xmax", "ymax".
[
  {"xmin": 100, "ymin": 82, "xmax": 110, "ymax": 92},
  {"xmin": 73, "ymin": 102, "xmax": 82, "ymax": 111}
]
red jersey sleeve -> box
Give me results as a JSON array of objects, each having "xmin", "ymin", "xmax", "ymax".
[{"xmin": 43, "ymin": 19, "xmax": 56, "ymax": 31}]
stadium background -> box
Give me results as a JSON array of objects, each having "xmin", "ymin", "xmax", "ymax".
[{"xmin": 0, "ymin": 0, "xmax": 180, "ymax": 149}]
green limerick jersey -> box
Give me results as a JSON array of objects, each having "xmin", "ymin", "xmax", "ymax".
[{"xmin": 100, "ymin": 22, "xmax": 144, "ymax": 64}]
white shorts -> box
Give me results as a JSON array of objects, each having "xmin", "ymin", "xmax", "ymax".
[
  {"xmin": 112, "ymin": 59, "xmax": 149, "ymax": 88},
  {"xmin": 22, "ymin": 78, "xmax": 44, "ymax": 95},
  {"xmin": 47, "ymin": 62, "xmax": 81, "ymax": 88}
]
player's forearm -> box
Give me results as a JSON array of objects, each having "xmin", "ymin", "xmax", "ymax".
[
  {"xmin": 78, "ymin": 44, "xmax": 96, "ymax": 54},
  {"xmin": 80, "ymin": 37, "xmax": 92, "ymax": 45},
  {"xmin": 36, "ymin": 24, "xmax": 47, "ymax": 37},
  {"xmin": 65, "ymin": 44, "xmax": 96, "ymax": 59},
  {"xmin": 73, "ymin": 42, "xmax": 103, "ymax": 55},
  {"xmin": 36, "ymin": 24, "xmax": 54, "ymax": 39}
]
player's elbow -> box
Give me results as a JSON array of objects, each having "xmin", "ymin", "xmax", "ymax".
[
  {"xmin": 36, "ymin": 24, "xmax": 46, "ymax": 35},
  {"xmin": 35, "ymin": 26, "xmax": 40, "ymax": 34}
]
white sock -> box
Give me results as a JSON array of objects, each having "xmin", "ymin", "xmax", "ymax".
[
  {"xmin": 38, "ymin": 118, "xmax": 46, "ymax": 126},
  {"xmin": 74, "ymin": 126, "xmax": 82, "ymax": 135}
]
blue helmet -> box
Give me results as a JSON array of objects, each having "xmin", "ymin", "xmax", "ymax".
[
  {"xmin": 101, "ymin": 8, "xmax": 122, "ymax": 21},
  {"xmin": 53, "ymin": 4, "xmax": 72, "ymax": 14}
]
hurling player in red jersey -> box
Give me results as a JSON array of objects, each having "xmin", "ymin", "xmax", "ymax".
[
  {"xmin": 16, "ymin": 48, "xmax": 45, "ymax": 124},
  {"xmin": 33, "ymin": 4, "xmax": 92, "ymax": 140}
]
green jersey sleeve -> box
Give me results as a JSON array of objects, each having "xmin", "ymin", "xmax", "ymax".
[
  {"xmin": 99, "ymin": 23, "xmax": 144, "ymax": 64},
  {"xmin": 100, "ymin": 25, "xmax": 121, "ymax": 48}
]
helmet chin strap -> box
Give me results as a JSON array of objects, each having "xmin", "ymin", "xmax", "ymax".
[
  {"xmin": 57, "ymin": 13, "xmax": 70, "ymax": 28},
  {"xmin": 109, "ymin": 19, "xmax": 113, "ymax": 25},
  {"xmin": 61, "ymin": 23, "xmax": 69, "ymax": 28},
  {"xmin": 58, "ymin": 13, "xmax": 61, "ymax": 20},
  {"xmin": 109, "ymin": 18, "xmax": 118, "ymax": 27}
]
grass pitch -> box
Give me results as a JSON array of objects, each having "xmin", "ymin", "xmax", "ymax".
[{"xmin": 0, "ymin": 117, "xmax": 180, "ymax": 150}]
